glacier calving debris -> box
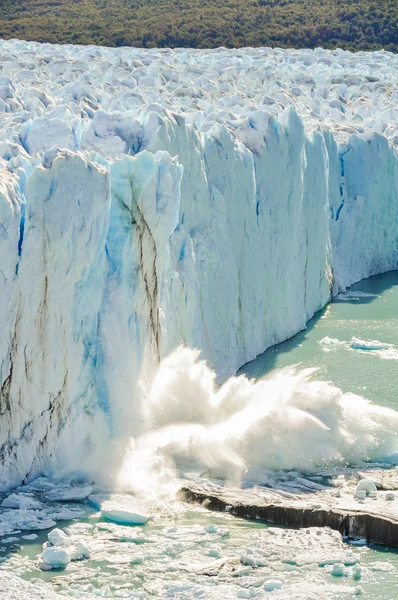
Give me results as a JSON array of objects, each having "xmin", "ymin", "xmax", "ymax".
[
  {"xmin": 0, "ymin": 39, "xmax": 398, "ymax": 487},
  {"xmin": 0, "ymin": 510, "xmax": 364, "ymax": 600}
]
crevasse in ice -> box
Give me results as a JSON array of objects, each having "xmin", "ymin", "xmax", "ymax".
[{"xmin": 0, "ymin": 39, "xmax": 398, "ymax": 488}]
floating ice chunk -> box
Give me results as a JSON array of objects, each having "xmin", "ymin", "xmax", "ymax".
[
  {"xmin": 1, "ymin": 494, "xmax": 43, "ymax": 509},
  {"xmin": 237, "ymin": 587, "xmax": 256, "ymax": 599},
  {"xmin": 0, "ymin": 572, "xmax": 66, "ymax": 599},
  {"xmin": 70, "ymin": 541, "xmax": 90, "ymax": 560},
  {"xmin": 343, "ymin": 550, "xmax": 358, "ymax": 565},
  {"xmin": 331, "ymin": 563, "xmax": 346, "ymax": 576},
  {"xmin": 356, "ymin": 479, "xmax": 377, "ymax": 496},
  {"xmin": 233, "ymin": 566, "xmax": 252, "ymax": 577},
  {"xmin": 241, "ymin": 550, "xmax": 265, "ymax": 568},
  {"xmin": 29, "ymin": 518, "xmax": 57, "ymax": 531},
  {"xmin": 88, "ymin": 494, "xmax": 152, "ymax": 525},
  {"xmin": 320, "ymin": 336, "xmax": 398, "ymax": 360},
  {"xmin": 386, "ymin": 492, "xmax": 395, "ymax": 501},
  {"xmin": 38, "ymin": 546, "xmax": 71, "ymax": 570},
  {"xmin": 17, "ymin": 477, "xmax": 55, "ymax": 493},
  {"xmin": 349, "ymin": 539, "xmax": 367, "ymax": 546},
  {"xmin": 368, "ymin": 561, "xmax": 395, "ymax": 571},
  {"xmin": 336, "ymin": 291, "xmax": 379, "ymax": 301},
  {"xmin": 45, "ymin": 485, "xmax": 93, "ymax": 502},
  {"xmin": 0, "ymin": 507, "xmax": 57, "ymax": 537},
  {"xmin": 319, "ymin": 337, "xmax": 345, "ymax": 346},
  {"xmin": 353, "ymin": 564, "xmax": 362, "ymax": 580},
  {"xmin": 94, "ymin": 522, "xmax": 148, "ymax": 542},
  {"xmin": 22, "ymin": 533, "xmax": 38, "ymax": 540},
  {"xmin": 264, "ymin": 579, "xmax": 283, "ymax": 591},
  {"xmin": 350, "ymin": 338, "xmax": 393, "ymax": 352},
  {"xmin": 48, "ymin": 528, "xmax": 70, "ymax": 547}
]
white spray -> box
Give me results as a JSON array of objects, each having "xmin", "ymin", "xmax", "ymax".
[{"xmin": 114, "ymin": 346, "xmax": 398, "ymax": 498}]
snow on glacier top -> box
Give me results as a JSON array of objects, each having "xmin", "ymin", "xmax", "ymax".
[{"xmin": 1, "ymin": 38, "xmax": 398, "ymax": 165}]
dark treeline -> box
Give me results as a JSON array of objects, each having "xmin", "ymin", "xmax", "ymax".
[{"xmin": 0, "ymin": 0, "xmax": 397, "ymax": 52}]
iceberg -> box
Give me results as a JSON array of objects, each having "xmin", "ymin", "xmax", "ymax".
[
  {"xmin": 38, "ymin": 546, "xmax": 71, "ymax": 570},
  {"xmin": 88, "ymin": 493, "xmax": 152, "ymax": 525},
  {"xmin": 0, "ymin": 39, "xmax": 397, "ymax": 488},
  {"xmin": 47, "ymin": 527, "xmax": 70, "ymax": 546}
]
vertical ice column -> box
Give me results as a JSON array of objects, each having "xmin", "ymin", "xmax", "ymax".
[
  {"xmin": 143, "ymin": 110, "xmax": 248, "ymax": 379},
  {"xmin": 140, "ymin": 110, "xmax": 221, "ymax": 368},
  {"xmin": 301, "ymin": 130, "xmax": 333, "ymax": 316},
  {"xmin": 330, "ymin": 132, "xmax": 398, "ymax": 289},
  {"xmin": 0, "ymin": 171, "xmax": 24, "ymax": 490},
  {"xmin": 141, "ymin": 107, "xmax": 333, "ymax": 378},
  {"xmin": 100, "ymin": 150, "xmax": 182, "ymax": 438},
  {"xmin": 0, "ymin": 151, "xmax": 110, "ymax": 490}
]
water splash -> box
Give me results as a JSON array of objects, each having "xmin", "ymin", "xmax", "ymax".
[{"xmin": 114, "ymin": 346, "xmax": 398, "ymax": 498}]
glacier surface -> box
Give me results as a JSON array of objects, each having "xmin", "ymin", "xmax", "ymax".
[{"xmin": 0, "ymin": 39, "xmax": 398, "ymax": 487}]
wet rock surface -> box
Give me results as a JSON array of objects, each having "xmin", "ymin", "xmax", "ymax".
[{"xmin": 180, "ymin": 468, "xmax": 398, "ymax": 547}]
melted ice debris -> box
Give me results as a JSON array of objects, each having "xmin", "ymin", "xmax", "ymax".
[
  {"xmin": 88, "ymin": 493, "xmax": 152, "ymax": 525},
  {"xmin": 38, "ymin": 527, "xmax": 90, "ymax": 570},
  {"xmin": 0, "ymin": 572, "xmax": 65, "ymax": 599},
  {"xmin": 319, "ymin": 336, "xmax": 346, "ymax": 347},
  {"xmin": 1, "ymin": 508, "xmax": 365, "ymax": 599},
  {"xmin": 0, "ymin": 478, "xmax": 95, "ymax": 537},
  {"xmin": 93, "ymin": 521, "xmax": 150, "ymax": 543},
  {"xmin": 320, "ymin": 336, "xmax": 398, "ymax": 359},
  {"xmin": 0, "ymin": 511, "xmax": 57, "ymax": 538},
  {"xmin": 368, "ymin": 561, "xmax": 395, "ymax": 571},
  {"xmin": 264, "ymin": 579, "xmax": 283, "ymax": 591}
]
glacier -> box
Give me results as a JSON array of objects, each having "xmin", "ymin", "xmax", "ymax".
[{"xmin": 0, "ymin": 39, "xmax": 398, "ymax": 488}]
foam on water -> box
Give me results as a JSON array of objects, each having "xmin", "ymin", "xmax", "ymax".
[{"xmin": 114, "ymin": 346, "xmax": 398, "ymax": 498}]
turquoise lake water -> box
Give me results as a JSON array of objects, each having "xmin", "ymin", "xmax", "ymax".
[{"xmin": 241, "ymin": 270, "xmax": 398, "ymax": 411}]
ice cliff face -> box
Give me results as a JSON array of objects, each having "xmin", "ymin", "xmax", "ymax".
[{"xmin": 0, "ymin": 40, "xmax": 397, "ymax": 488}]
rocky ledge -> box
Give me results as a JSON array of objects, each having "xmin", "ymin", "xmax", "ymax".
[{"xmin": 179, "ymin": 468, "xmax": 398, "ymax": 548}]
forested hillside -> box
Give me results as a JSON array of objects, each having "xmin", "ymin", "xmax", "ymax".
[{"xmin": 0, "ymin": 0, "xmax": 397, "ymax": 51}]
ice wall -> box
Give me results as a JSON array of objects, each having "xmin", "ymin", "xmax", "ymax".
[
  {"xmin": 0, "ymin": 40, "xmax": 397, "ymax": 487},
  {"xmin": 0, "ymin": 152, "xmax": 111, "ymax": 489}
]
